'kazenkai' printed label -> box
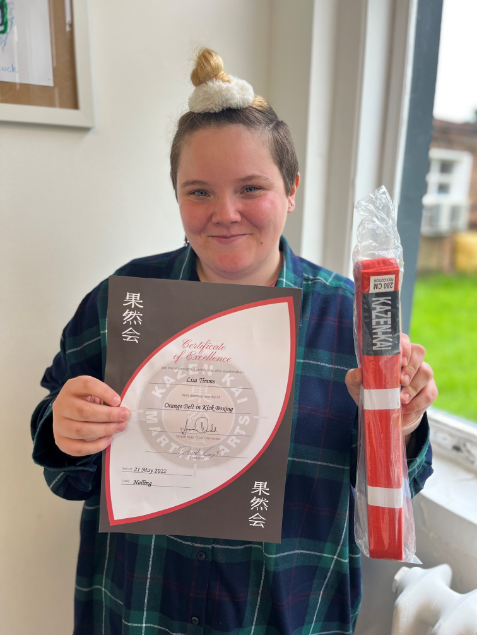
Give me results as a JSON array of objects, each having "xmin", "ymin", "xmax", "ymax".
[{"xmin": 362, "ymin": 290, "xmax": 400, "ymax": 356}]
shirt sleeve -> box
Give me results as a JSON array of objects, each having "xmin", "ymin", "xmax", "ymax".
[
  {"xmin": 30, "ymin": 283, "xmax": 106, "ymax": 501},
  {"xmin": 406, "ymin": 411, "xmax": 434, "ymax": 498},
  {"xmin": 350, "ymin": 409, "xmax": 434, "ymax": 498}
]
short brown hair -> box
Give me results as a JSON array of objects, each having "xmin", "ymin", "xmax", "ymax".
[{"xmin": 170, "ymin": 48, "xmax": 299, "ymax": 197}]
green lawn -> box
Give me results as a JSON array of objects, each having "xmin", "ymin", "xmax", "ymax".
[{"xmin": 410, "ymin": 273, "xmax": 477, "ymax": 423}]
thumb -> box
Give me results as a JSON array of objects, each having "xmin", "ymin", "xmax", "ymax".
[
  {"xmin": 345, "ymin": 368, "xmax": 362, "ymax": 406},
  {"xmin": 345, "ymin": 367, "xmax": 362, "ymax": 387}
]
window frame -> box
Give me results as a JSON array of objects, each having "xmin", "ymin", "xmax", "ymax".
[
  {"xmin": 399, "ymin": 1, "xmax": 476, "ymax": 430},
  {"xmin": 397, "ymin": 0, "xmax": 444, "ymax": 334}
]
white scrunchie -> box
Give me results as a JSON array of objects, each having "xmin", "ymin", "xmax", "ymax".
[{"xmin": 188, "ymin": 75, "xmax": 254, "ymax": 113}]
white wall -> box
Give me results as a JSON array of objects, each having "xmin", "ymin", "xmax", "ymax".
[
  {"xmin": 300, "ymin": 0, "xmax": 338, "ymax": 265},
  {"xmin": 1, "ymin": 2, "xmax": 275, "ymax": 633},
  {"xmin": 267, "ymin": 0, "xmax": 315, "ymax": 253}
]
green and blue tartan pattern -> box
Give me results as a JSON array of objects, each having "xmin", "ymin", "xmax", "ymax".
[{"xmin": 31, "ymin": 237, "xmax": 433, "ymax": 635}]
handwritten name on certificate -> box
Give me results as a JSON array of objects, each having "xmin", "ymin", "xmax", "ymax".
[{"xmin": 99, "ymin": 277, "xmax": 301, "ymax": 543}]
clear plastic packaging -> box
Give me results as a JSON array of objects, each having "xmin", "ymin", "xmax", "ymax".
[{"xmin": 352, "ymin": 185, "xmax": 420, "ymax": 563}]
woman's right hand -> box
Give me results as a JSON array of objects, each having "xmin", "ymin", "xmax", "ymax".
[{"xmin": 52, "ymin": 376, "xmax": 130, "ymax": 457}]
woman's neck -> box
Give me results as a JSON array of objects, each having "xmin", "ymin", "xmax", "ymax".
[{"xmin": 196, "ymin": 250, "xmax": 283, "ymax": 286}]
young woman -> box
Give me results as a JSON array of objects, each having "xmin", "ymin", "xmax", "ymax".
[{"xmin": 32, "ymin": 48, "xmax": 437, "ymax": 635}]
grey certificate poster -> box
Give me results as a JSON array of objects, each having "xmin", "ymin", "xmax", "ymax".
[{"xmin": 99, "ymin": 276, "xmax": 301, "ymax": 543}]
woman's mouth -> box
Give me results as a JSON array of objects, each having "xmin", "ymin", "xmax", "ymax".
[{"xmin": 209, "ymin": 234, "xmax": 248, "ymax": 244}]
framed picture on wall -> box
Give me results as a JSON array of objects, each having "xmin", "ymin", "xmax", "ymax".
[{"xmin": 0, "ymin": 0, "xmax": 94, "ymax": 128}]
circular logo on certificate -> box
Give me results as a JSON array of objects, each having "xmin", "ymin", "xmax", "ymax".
[{"xmin": 137, "ymin": 361, "xmax": 259, "ymax": 468}]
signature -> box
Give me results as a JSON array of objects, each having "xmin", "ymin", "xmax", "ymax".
[
  {"xmin": 178, "ymin": 446, "xmax": 218, "ymax": 459},
  {"xmin": 180, "ymin": 416, "xmax": 217, "ymax": 436}
]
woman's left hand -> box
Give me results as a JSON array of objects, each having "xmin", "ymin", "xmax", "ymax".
[{"xmin": 345, "ymin": 334, "xmax": 438, "ymax": 444}]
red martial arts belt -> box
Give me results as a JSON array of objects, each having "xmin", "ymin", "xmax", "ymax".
[{"xmin": 354, "ymin": 257, "xmax": 404, "ymax": 560}]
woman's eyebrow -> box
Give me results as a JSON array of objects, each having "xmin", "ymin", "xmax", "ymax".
[
  {"xmin": 236, "ymin": 173, "xmax": 273, "ymax": 184},
  {"xmin": 180, "ymin": 179, "xmax": 209, "ymax": 189},
  {"xmin": 180, "ymin": 174, "xmax": 273, "ymax": 189}
]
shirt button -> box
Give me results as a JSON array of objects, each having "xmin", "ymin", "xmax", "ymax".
[
  {"xmin": 191, "ymin": 616, "xmax": 200, "ymax": 626},
  {"xmin": 197, "ymin": 551, "xmax": 206, "ymax": 561}
]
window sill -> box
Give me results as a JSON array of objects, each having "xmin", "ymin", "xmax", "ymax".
[
  {"xmin": 411, "ymin": 409, "xmax": 477, "ymax": 595},
  {"xmin": 428, "ymin": 407, "xmax": 477, "ymax": 474},
  {"xmin": 423, "ymin": 408, "xmax": 477, "ymax": 525}
]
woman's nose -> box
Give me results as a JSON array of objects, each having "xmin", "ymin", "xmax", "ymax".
[{"xmin": 211, "ymin": 195, "xmax": 241, "ymax": 224}]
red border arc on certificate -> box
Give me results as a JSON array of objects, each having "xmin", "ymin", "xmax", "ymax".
[{"xmin": 106, "ymin": 297, "xmax": 296, "ymax": 525}]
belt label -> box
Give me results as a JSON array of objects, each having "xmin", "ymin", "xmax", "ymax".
[
  {"xmin": 362, "ymin": 290, "xmax": 400, "ymax": 356},
  {"xmin": 369, "ymin": 274, "xmax": 395, "ymax": 292}
]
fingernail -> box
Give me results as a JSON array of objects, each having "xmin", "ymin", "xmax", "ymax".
[
  {"xmin": 402, "ymin": 357, "xmax": 408, "ymax": 367},
  {"xmin": 401, "ymin": 392, "xmax": 411, "ymax": 404},
  {"xmin": 120, "ymin": 408, "xmax": 130, "ymax": 420},
  {"xmin": 116, "ymin": 421, "xmax": 127, "ymax": 431},
  {"xmin": 402, "ymin": 374, "xmax": 411, "ymax": 385},
  {"xmin": 112, "ymin": 395, "xmax": 121, "ymax": 406}
]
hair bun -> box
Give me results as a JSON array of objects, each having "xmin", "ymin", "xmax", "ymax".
[{"xmin": 190, "ymin": 47, "xmax": 230, "ymax": 87}]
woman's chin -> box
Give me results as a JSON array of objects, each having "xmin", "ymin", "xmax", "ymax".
[{"xmin": 204, "ymin": 253, "xmax": 257, "ymax": 278}]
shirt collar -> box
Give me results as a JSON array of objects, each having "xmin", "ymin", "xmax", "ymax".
[
  {"xmin": 166, "ymin": 244, "xmax": 199, "ymax": 281},
  {"xmin": 276, "ymin": 235, "xmax": 304, "ymax": 291}
]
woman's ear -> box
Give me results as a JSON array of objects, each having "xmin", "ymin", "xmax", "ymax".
[{"xmin": 287, "ymin": 173, "xmax": 300, "ymax": 211}]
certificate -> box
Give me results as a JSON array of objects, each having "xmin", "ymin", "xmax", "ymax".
[{"xmin": 99, "ymin": 276, "xmax": 301, "ymax": 543}]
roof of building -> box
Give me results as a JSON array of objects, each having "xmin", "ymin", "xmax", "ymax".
[{"xmin": 434, "ymin": 118, "xmax": 477, "ymax": 137}]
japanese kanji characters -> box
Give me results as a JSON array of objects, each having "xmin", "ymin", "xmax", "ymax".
[
  {"xmin": 250, "ymin": 497, "xmax": 268, "ymax": 511},
  {"xmin": 249, "ymin": 481, "xmax": 270, "ymax": 527},
  {"xmin": 248, "ymin": 513, "xmax": 266, "ymax": 528},
  {"xmin": 122, "ymin": 327, "xmax": 141, "ymax": 343},
  {"xmin": 251, "ymin": 481, "xmax": 270, "ymax": 496},
  {"xmin": 123, "ymin": 292, "xmax": 143, "ymax": 308},
  {"xmin": 123, "ymin": 310, "xmax": 142, "ymax": 326},
  {"xmin": 122, "ymin": 293, "xmax": 143, "ymax": 343}
]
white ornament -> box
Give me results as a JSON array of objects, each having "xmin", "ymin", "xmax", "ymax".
[{"xmin": 188, "ymin": 76, "xmax": 254, "ymax": 113}]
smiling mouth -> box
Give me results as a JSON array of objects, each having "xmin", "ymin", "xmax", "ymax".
[{"xmin": 209, "ymin": 234, "xmax": 248, "ymax": 240}]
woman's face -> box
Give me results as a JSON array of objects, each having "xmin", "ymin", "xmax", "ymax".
[{"xmin": 176, "ymin": 125, "xmax": 299, "ymax": 283}]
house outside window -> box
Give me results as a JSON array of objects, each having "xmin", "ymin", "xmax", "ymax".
[
  {"xmin": 422, "ymin": 146, "xmax": 472, "ymax": 237},
  {"xmin": 412, "ymin": 107, "xmax": 477, "ymax": 426}
]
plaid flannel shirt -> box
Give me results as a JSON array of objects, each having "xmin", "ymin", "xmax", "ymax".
[{"xmin": 31, "ymin": 237, "xmax": 433, "ymax": 635}]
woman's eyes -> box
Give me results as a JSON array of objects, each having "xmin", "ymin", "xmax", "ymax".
[{"xmin": 189, "ymin": 186, "xmax": 261, "ymax": 197}]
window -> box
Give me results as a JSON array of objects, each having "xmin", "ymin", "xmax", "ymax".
[
  {"xmin": 421, "ymin": 148, "xmax": 472, "ymax": 236},
  {"xmin": 411, "ymin": 18, "xmax": 476, "ymax": 425},
  {"xmin": 439, "ymin": 160, "xmax": 454, "ymax": 173},
  {"xmin": 450, "ymin": 205, "xmax": 464, "ymax": 229}
]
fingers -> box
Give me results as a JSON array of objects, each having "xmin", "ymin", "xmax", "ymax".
[
  {"xmin": 68, "ymin": 376, "xmax": 121, "ymax": 406},
  {"xmin": 402, "ymin": 378, "xmax": 438, "ymax": 425},
  {"xmin": 400, "ymin": 340, "xmax": 437, "ymax": 424},
  {"xmin": 400, "ymin": 333, "xmax": 412, "ymax": 367},
  {"xmin": 52, "ymin": 375, "xmax": 128, "ymax": 458},
  {"xmin": 55, "ymin": 418, "xmax": 128, "ymax": 441},
  {"xmin": 400, "ymin": 342, "xmax": 426, "ymax": 391},
  {"xmin": 53, "ymin": 414, "xmax": 126, "ymax": 456},
  {"xmin": 346, "ymin": 337, "xmax": 437, "ymax": 435},
  {"xmin": 401, "ymin": 358, "xmax": 432, "ymax": 404},
  {"xmin": 61, "ymin": 398, "xmax": 129, "ymax": 424},
  {"xmin": 56, "ymin": 435, "xmax": 115, "ymax": 457},
  {"xmin": 346, "ymin": 368, "xmax": 363, "ymax": 387},
  {"xmin": 345, "ymin": 368, "xmax": 363, "ymax": 406}
]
